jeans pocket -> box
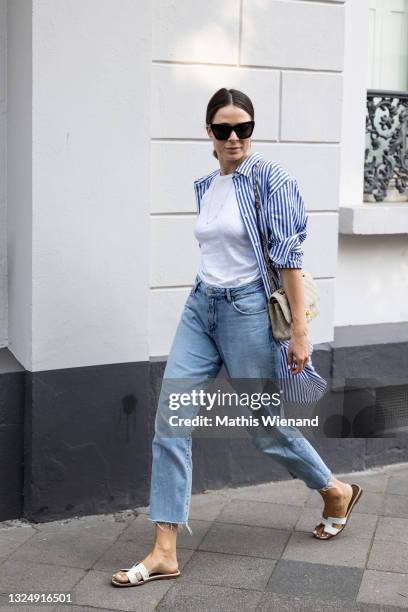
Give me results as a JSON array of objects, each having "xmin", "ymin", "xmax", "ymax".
[{"xmin": 231, "ymin": 290, "xmax": 268, "ymax": 315}]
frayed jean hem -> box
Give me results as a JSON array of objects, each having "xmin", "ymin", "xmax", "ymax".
[
  {"xmin": 148, "ymin": 517, "xmax": 193, "ymax": 536},
  {"xmin": 313, "ymin": 472, "xmax": 334, "ymax": 491}
]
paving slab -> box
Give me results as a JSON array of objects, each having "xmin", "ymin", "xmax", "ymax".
[
  {"xmin": 198, "ymin": 521, "xmax": 290, "ymax": 558},
  {"xmin": 384, "ymin": 494, "xmax": 408, "ymax": 518},
  {"xmin": 380, "ymin": 463, "xmax": 408, "ymax": 475},
  {"xmin": 374, "ymin": 516, "xmax": 408, "ymax": 544},
  {"xmin": 0, "ymin": 595, "xmax": 55, "ymax": 612},
  {"xmin": 351, "ymin": 490, "xmax": 386, "ymax": 516},
  {"xmin": 53, "ymin": 607, "xmax": 119, "ymax": 612},
  {"xmin": 215, "ymin": 499, "xmax": 302, "ymax": 530},
  {"xmin": 0, "ymin": 558, "xmax": 84, "ymax": 598},
  {"xmin": 266, "ymin": 558, "xmax": 364, "ymax": 601},
  {"xmin": 357, "ymin": 569, "xmax": 408, "ymax": 608},
  {"xmin": 180, "ymin": 550, "xmax": 276, "ymax": 591},
  {"xmin": 386, "ymin": 473, "xmax": 408, "ymax": 496},
  {"xmin": 367, "ymin": 539, "xmax": 408, "ymax": 573},
  {"xmin": 156, "ymin": 581, "xmax": 263, "ymax": 612},
  {"xmin": 114, "ymin": 513, "xmax": 155, "ymax": 546},
  {"xmin": 187, "ymin": 492, "xmax": 230, "ymax": 521},
  {"xmin": 8, "ymin": 519, "xmax": 124, "ymax": 569},
  {"xmin": 0, "ymin": 524, "xmax": 37, "ymax": 559},
  {"xmin": 282, "ymin": 530, "xmax": 371, "ymax": 568},
  {"xmin": 0, "ymin": 604, "xmax": 54, "ymax": 612},
  {"xmin": 257, "ymin": 591, "xmax": 404, "ymax": 611},
  {"xmin": 340, "ymin": 473, "xmax": 390, "ymax": 494},
  {"xmin": 228, "ymin": 479, "xmax": 310, "ymax": 505}
]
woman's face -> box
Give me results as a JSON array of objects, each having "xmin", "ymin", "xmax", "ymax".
[{"xmin": 207, "ymin": 104, "xmax": 253, "ymax": 166}]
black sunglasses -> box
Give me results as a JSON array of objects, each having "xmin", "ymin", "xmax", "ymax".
[{"xmin": 206, "ymin": 120, "xmax": 255, "ymax": 140}]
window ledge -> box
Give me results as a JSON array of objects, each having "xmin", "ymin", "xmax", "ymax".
[{"xmin": 339, "ymin": 202, "xmax": 408, "ymax": 235}]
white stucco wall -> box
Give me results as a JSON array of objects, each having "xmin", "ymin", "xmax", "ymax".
[
  {"xmin": 336, "ymin": 0, "xmax": 408, "ymax": 327},
  {"xmin": 339, "ymin": 0, "xmax": 368, "ymax": 210},
  {"xmin": 7, "ymin": 0, "xmax": 151, "ymax": 370},
  {"xmin": 0, "ymin": 0, "xmax": 7, "ymax": 348},
  {"xmin": 7, "ymin": 0, "xmax": 32, "ymax": 365},
  {"xmin": 336, "ymin": 235, "xmax": 408, "ymax": 325},
  {"xmin": 149, "ymin": 0, "xmax": 346, "ymax": 355}
]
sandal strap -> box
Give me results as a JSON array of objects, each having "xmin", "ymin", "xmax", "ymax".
[
  {"xmin": 126, "ymin": 562, "xmax": 149, "ymax": 584},
  {"xmin": 320, "ymin": 516, "xmax": 343, "ymax": 535},
  {"xmin": 327, "ymin": 515, "xmax": 347, "ymax": 525}
]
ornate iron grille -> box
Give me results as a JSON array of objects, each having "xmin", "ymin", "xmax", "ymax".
[{"xmin": 365, "ymin": 90, "xmax": 408, "ymax": 202}]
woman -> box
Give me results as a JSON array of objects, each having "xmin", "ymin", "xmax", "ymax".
[{"xmin": 111, "ymin": 88, "xmax": 362, "ymax": 588}]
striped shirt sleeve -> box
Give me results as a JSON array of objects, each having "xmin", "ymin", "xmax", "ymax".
[{"xmin": 265, "ymin": 178, "xmax": 307, "ymax": 269}]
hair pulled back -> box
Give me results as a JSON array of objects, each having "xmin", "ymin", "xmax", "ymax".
[{"xmin": 206, "ymin": 88, "xmax": 254, "ymax": 160}]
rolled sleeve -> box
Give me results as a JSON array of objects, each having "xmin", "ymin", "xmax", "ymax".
[{"xmin": 266, "ymin": 179, "xmax": 307, "ymax": 269}]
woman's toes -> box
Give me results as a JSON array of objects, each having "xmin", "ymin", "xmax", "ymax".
[
  {"xmin": 313, "ymin": 523, "xmax": 324, "ymax": 537},
  {"xmin": 314, "ymin": 523, "xmax": 330, "ymax": 539},
  {"xmin": 113, "ymin": 571, "xmax": 129, "ymax": 583}
]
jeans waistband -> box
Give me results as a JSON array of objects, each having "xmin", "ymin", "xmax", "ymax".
[{"xmin": 192, "ymin": 274, "xmax": 265, "ymax": 300}]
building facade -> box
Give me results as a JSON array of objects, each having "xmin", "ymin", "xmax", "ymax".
[{"xmin": 1, "ymin": 0, "xmax": 407, "ymax": 522}]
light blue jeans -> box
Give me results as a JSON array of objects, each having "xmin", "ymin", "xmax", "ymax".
[{"xmin": 149, "ymin": 274, "xmax": 332, "ymax": 534}]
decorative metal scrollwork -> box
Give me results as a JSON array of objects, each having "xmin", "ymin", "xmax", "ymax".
[{"xmin": 365, "ymin": 90, "xmax": 408, "ymax": 202}]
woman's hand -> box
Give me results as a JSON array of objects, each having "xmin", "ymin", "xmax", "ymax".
[
  {"xmin": 278, "ymin": 269, "xmax": 310, "ymax": 375},
  {"xmin": 287, "ymin": 329, "xmax": 310, "ymax": 374}
]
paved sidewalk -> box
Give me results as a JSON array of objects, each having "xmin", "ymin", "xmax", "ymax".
[{"xmin": 1, "ymin": 463, "xmax": 408, "ymax": 612}]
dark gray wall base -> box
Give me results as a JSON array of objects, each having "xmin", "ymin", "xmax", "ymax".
[
  {"xmin": 0, "ymin": 351, "xmax": 25, "ymax": 521},
  {"xmin": 24, "ymin": 362, "xmax": 153, "ymax": 523},
  {"xmin": 1, "ymin": 320, "xmax": 408, "ymax": 523}
]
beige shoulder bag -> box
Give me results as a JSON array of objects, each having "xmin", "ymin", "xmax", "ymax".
[{"xmin": 252, "ymin": 161, "xmax": 320, "ymax": 341}]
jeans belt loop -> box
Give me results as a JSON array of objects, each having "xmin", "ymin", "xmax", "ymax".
[
  {"xmin": 193, "ymin": 276, "xmax": 200, "ymax": 294},
  {"xmin": 226, "ymin": 288, "xmax": 232, "ymax": 303}
]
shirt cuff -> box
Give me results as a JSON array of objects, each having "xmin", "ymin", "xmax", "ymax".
[{"xmin": 273, "ymin": 256, "xmax": 303, "ymax": 269}]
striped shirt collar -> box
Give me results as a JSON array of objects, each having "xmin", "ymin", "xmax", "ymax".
[{"xmin": 232, "ymin": 151, "xmax": 263, "ymax": 177}]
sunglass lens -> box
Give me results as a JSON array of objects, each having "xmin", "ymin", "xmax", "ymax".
[
  {"xmin": 235, "ymin": 122, "xmax": 254, "ymax": 138},
  {"xmin": 211, "ymin": 124, "xmax": 230, "ymax": 140},
  {"xmin": 211, "ymin": 122, "xmax": 254, "ymax": 140}
]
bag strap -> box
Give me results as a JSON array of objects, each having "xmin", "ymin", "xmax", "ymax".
[{"xmin": 252, "ymin": 161, "xmax": 279, "ymax": 294}]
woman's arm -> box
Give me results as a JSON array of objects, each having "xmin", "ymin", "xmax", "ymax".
[{"xmin": 279, "ymin": 268, "xmax": 309, "ymax": 375}]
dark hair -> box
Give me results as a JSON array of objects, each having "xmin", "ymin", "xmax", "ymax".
[{"xmin": 206, "ymin": 88, "xmax": 255, "ymax": 160}]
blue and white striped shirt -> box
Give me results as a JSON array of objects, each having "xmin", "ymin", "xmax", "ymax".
[
  {"xmin": 193, "ymin": 151, "xmax": 327, "ymax": 404},
  {"xmin": 194, "ymin": 151, "xmax": 307, "ymax": 300}
]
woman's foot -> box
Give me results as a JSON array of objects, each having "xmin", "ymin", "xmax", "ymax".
[
  {"xmin": 112, "ymin": 521, "xmax": 179, "ymax": 585},
  {"xmin": 314, "ymin": 478, "xmax": 354, "ymax": 539},
  {"xmin": 112, "ymin": 549, "xmax": 179, "ymax": 585}
]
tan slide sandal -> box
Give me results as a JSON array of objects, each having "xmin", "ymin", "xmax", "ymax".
[
  {"xmin": 111, "ymin": 561, "xmax": 181, "ymax": 587},
  {"xmin": 313, "ymin": 483, "xmax": 363, "ymax": 540}
]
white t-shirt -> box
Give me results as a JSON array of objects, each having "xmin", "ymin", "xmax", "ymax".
[{"xmin": 193, "ymin": 172, "xmax": 262, "ymax": 287}]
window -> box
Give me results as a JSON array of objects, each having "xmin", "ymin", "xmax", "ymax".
[{"xmin": 368, "ymin": 0, "xmax": 408, "ymax": 92}]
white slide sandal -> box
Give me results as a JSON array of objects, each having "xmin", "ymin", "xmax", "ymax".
[
  {"xmin": 111, "ymin": 561, "xmax": 181, "ymax": 587},
  {"xmin": 313, "ymin": 483, "xmax": 363, "ymax": 540}
]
